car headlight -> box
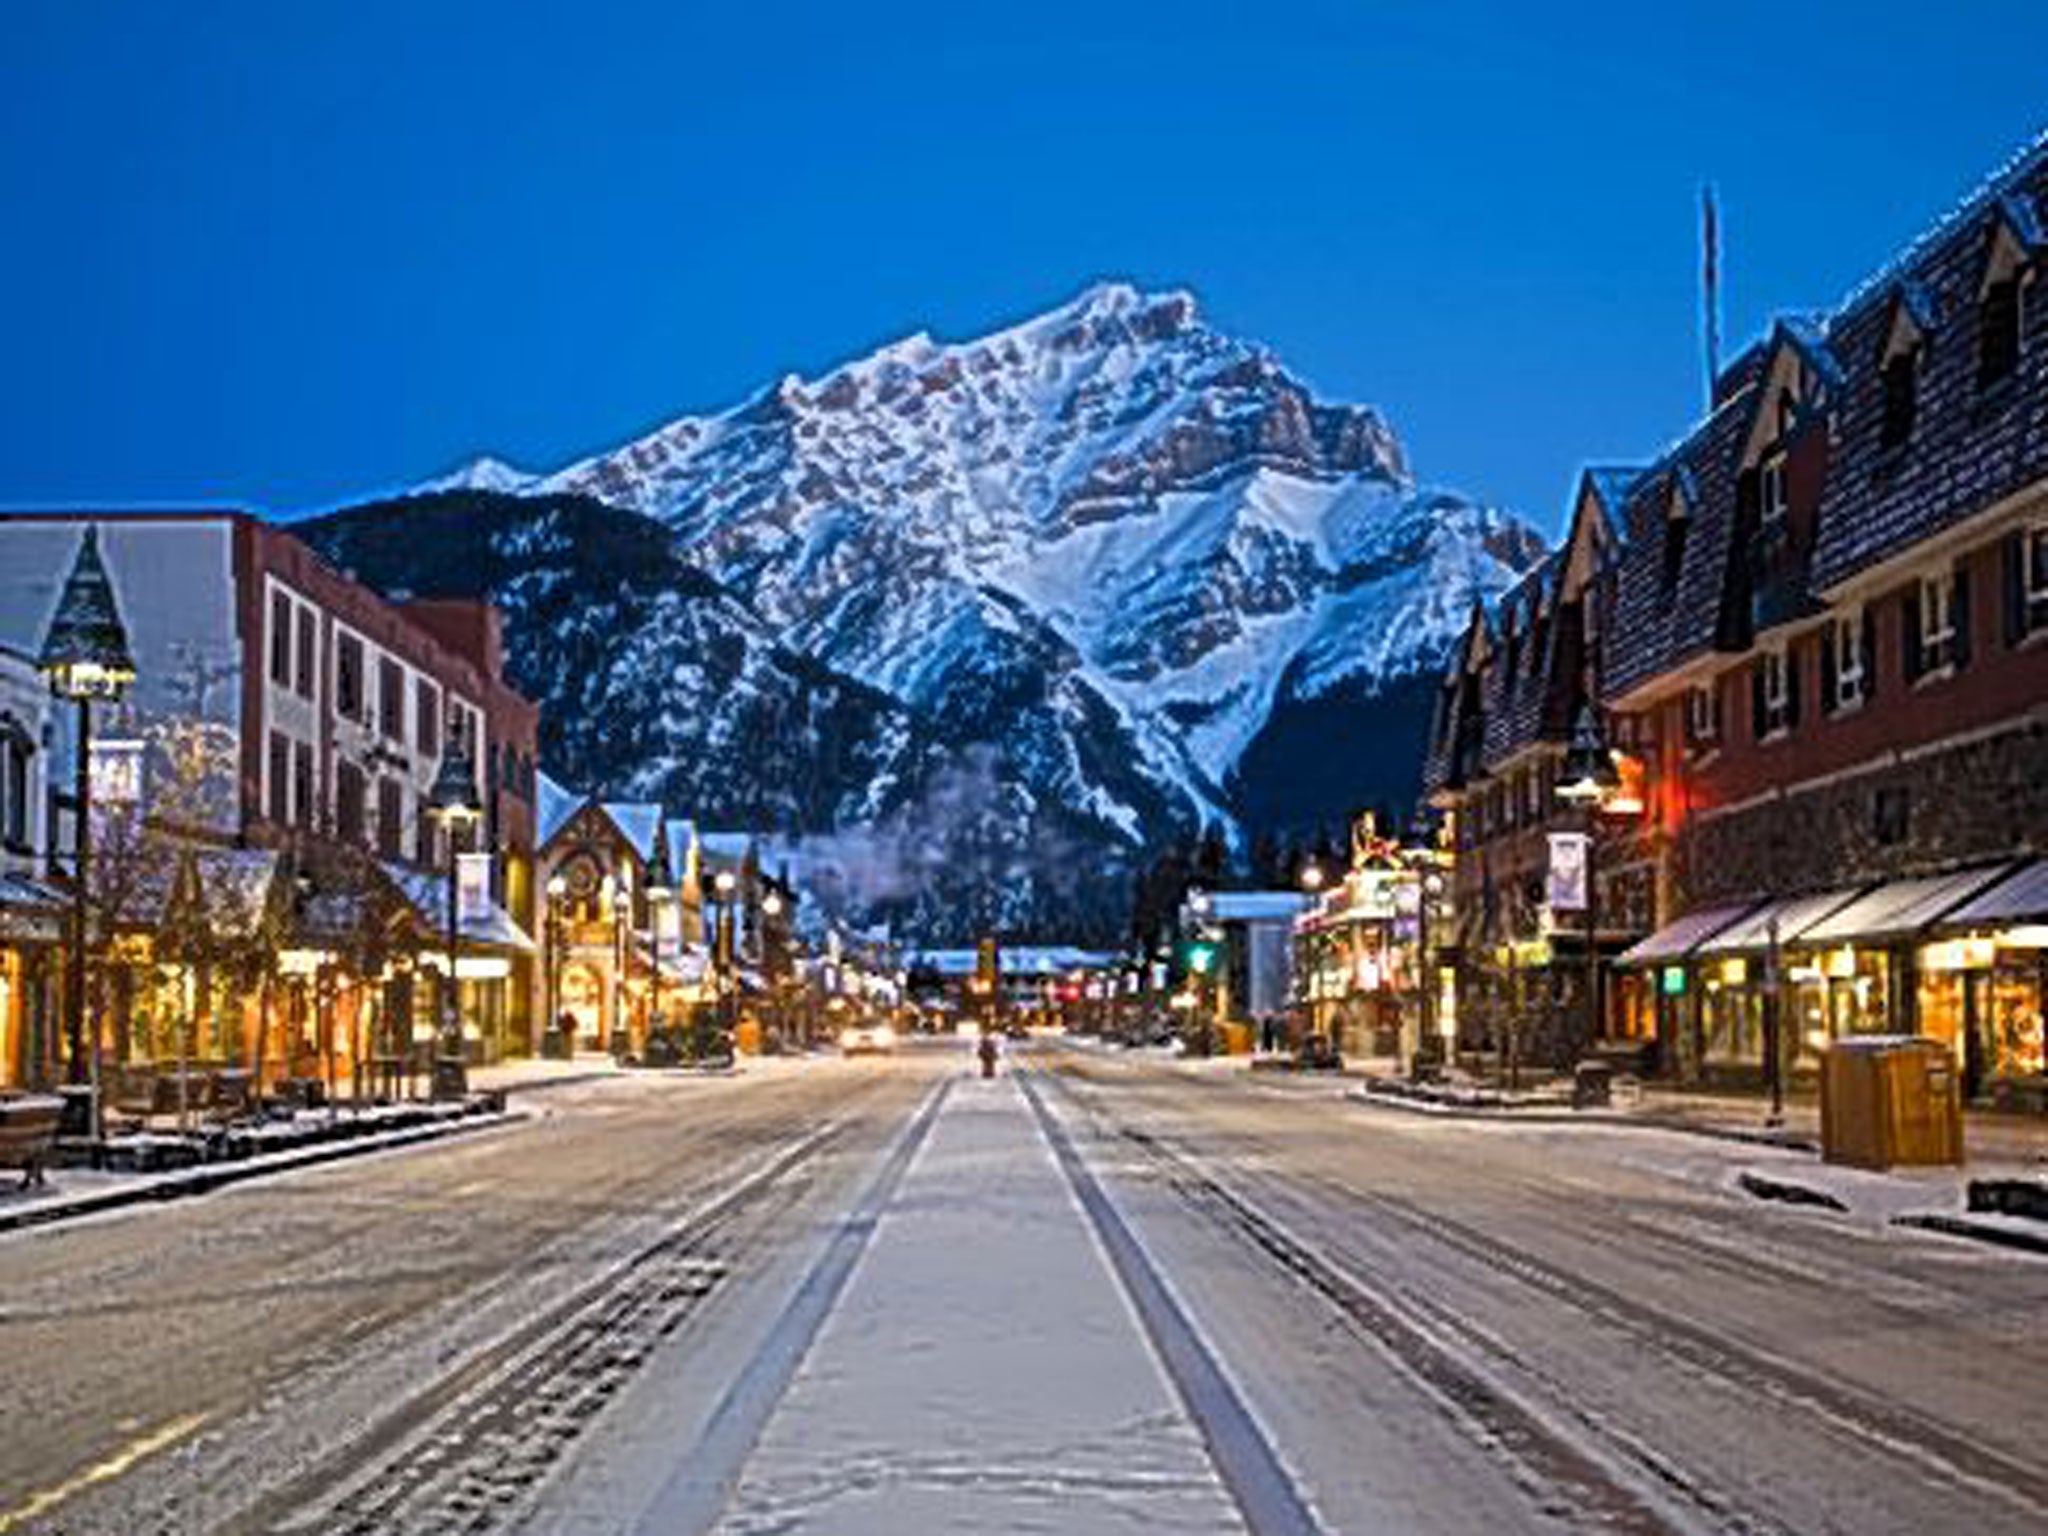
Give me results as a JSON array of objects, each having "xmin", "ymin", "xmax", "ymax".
[
  {"xmin": 874, "ymin": 1025, "xmax": 896, "ymax": 1047},
  {"xmin": 838, "ymin": 1028, "xmax": 857, "ymax": 1048}
]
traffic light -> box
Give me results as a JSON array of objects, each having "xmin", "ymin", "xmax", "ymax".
[{"xmin": 1186, "ymin": 941, "xmax": 1218, "ymax": 975}]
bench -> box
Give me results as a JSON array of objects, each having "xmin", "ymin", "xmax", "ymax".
[{"xmin": 0, "ymin": 1095, "xmax": 65, "ymax": 1189}]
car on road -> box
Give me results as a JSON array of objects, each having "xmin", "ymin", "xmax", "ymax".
[{"xmin": 839, "ymin": 1021, "xmax": 897, "ymax": 1056}]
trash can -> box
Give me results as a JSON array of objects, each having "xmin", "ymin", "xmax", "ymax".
[
  {"xmin": 431, "ymin": 1057, "xmax": 469, "ymax": 1102},
  {"xmin": 1572, "ymin": 1059, "xmax": 1615, "ymax": 1109},
  {"xmin": 1821, "ymin": 1036, "xmax": 1963, "ymax": 1169}
]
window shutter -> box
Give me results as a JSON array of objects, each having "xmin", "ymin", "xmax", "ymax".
[
  {"xmin": 1902, "ymin": 585, "xmax": 1924, "ymax": 681},
  {"xmin": 1861, "ymin": 606, "xmax": 1879, "ymax": 700},
  {"xmin": 2005, "ymin": 531, "xmax": 2028, "ymax": 648},
  {"xmin": 1750, "ymin": 661, "xmax": 1768, "ymax": 741},
  {"xmin": 1952, "ymin": 566, "xmax": 1973, "ymax": 669},
  {"xmin": 1819, "ymin": 623, "xmax": 1838, "ymax": 715},
  {"xmin": 1786, "ymin": 648, "xmax": 1803, "ymax": 730}
]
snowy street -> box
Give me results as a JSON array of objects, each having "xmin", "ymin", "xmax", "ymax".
[{"xmin": 3, "ymin": 1042, "xmax": 2046, "ymax": 1534}]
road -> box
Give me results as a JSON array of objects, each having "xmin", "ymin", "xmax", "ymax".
[{"xmin": 1, "ymin": 1041, "xmax": 2043, "ymax": 1534}]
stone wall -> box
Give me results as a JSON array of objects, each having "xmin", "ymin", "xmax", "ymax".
[{"xmin": 1678, "ymin": 716, "xmax": 2048, "ymax": 905}]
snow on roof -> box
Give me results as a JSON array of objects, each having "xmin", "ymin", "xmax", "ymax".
[
  {"xmin": 1200, "ymin": 891, "xmax": 1314, "ymax": 923},
  {"xmin": 382, "ymin": 862, "xmax": 537, "ymax": 952},
  {"xmin": 665, "ymin": 817, "xmax": 697, "ymax": 859},
  {"xmin": 906, "ymin": 946, "xmax": 1121, "ymax": 978},
  {"xmin": 601, "ymin": 802, "xmax": 664, "ymax": 862},
  {"xmin": 699, "ymin": 831, "xmax": 752, "ymax": 861},
  {"xmin": 538, "ymin": 771, "xmax": 584, "ymax": 848}
]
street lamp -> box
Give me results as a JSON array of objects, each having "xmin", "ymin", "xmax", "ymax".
[
  {"xmin": 714, "ymin": 868, "xmax": 739, "ymax": 1046},
  {"xmin": 426, "ymin": 729, "xmax": 482, "ymax": 1099},
  {"xmin": 1555, "ymin": 703, "xmax": 1620, "ymax": 1059},
  {"xmin": 37, "ymin": 526, "xmax": 136, "ymax": 1137},
  {"xmin": 645, "ymin": 841, "xmax": 675, "ymax": 1053},
  {"xmin": 544, "ymin": 872, "xmax": 567, "ymax": 1057}
]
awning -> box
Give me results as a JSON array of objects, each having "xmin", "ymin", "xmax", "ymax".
[
  {"xmin": 1694, "ymin": 887, "xmax": 1865, "ymax": 956},
  {"xmin": 384, "ymin": 865, "xmax": 537, "ymax": 953},
  {"xmin": 1615, "ymin": 902, "xmax": 1763, "ymax": 967},
  {"xmin": 1798, "ymin": 864, "xmax": 2018, "ymax": 945},
  {"xmin": 1942, "ymin": 859, "xmax": 2048, "ymax": 928}
]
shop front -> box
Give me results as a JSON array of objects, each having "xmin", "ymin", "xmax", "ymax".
[
  {"xmin": 1926, "ymin": 860, "xmax": 2048, "ymax": 1108},
  {"xmin": 0, "ymin": 874, "xmax": 63, "ymax": 1088}
]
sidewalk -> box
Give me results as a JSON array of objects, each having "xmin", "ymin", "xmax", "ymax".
[{"xmin": 710, "ymin": 1071, "xmax": 1241, "ymax": 1535}]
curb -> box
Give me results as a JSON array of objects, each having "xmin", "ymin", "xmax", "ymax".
[
  {"xmin": 1345, "ymin": 1085, "xmax": 1821, "ymax": 1153},
  {"xmin": 1892, "ymin": 1212, "xmax": 2048, "ymax": 1257},
  {"xmin": 0, "ymin": 1109, "xmax": 525, "ymax": 1237}
]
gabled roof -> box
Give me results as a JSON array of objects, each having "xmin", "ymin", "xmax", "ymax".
[
  {"xmin": 599, "ymin": 802, "xmax": 664, "ymax": 863},
  {"xmin": 537, "ymin": 771, "xmax": 585, "ymax": 849},
  {"xmin": 1581, "ymin": 466, "xmax": 1646, "ymax": 542}
]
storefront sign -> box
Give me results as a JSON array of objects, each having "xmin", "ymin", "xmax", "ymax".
[
  {"xmin": 1547, "ymin": 833, "xmax": 1589, "ymax": 912},
  {"xmin": 1921, "ymin": 937, "xmax": 1996, "ymax": 972},
  {"xmin": 1660, "ymin": 966, "xmax": 1687, "ymax": 996}
]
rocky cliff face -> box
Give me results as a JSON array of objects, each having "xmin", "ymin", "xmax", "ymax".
[{"xmin": 319, "ymin": 283, "xmax": 1543, "ymax": 938}]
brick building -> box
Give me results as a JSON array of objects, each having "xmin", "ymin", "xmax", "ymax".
[
  {"xmin": 0, "ymin": 512, "xmax": 543, "ymax": 1089},
  {"xmin": 1423, "ymin": 136, "xmax": 2048, "ymax": 1101}
]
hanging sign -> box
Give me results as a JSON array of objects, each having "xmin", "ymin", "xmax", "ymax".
[
  {"xmin": 1546, "ymin": 832, "xmax": 1589, "ymax": 913},
  {"xmin": 457, "ymin": 852, "xmax": 493, "ymax": 924},
  {"xmin": 91, "ymin": 739, "xmax": 145, "ymax": 805}
]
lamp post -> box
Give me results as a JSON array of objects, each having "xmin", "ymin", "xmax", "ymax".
[
  {"xmin": 714, "ymin": 868, "xmax": 738, "ymax": 1048},
  {"xmin": 1296, "ymin": 860, "xmax": 1325, "ymax": 1052},
  {"xmin": 1555, "ymin": 703, "xmax": 1621, "ymax": 1061},
  {"xmin": 645, "ymin": 841, "xmax": 675, "ymax": 1056},
  {"xmin": 426, "ymin": 729, "xmax": 482, "ymax": 1099},
  {"xmin": 761, "ymin": 888, "xmax": 785, "ymax": 1048},
  {"xmin": 37, "ymin": 526, "xmax": 136, "ymax": 1140},
  {"xmin": 544, "ymin": 872, "xmax": 567, "ymax": 1057}
]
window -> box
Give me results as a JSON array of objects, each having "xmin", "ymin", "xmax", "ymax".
[
  {"xmin": 416, "ymin": 679, "xmax": 440, "ymax": 757},
  {"xmin": 336, "ymin": 761, "xmax": 366, "ymax": 844},
  {"xmin": 295, "ymin": 606, "xmax": 315, "ymax": 698},
  {"xmin": 379, "ymin": 657, "xmax": 406, "ymax": 742},
  {"xmin": 1880, "ymin": 352, "xmax": 1917, "ymax": 449},
  {"xmin": 336, "ymin": 633, "xmax": 365, "ymax": 722},
  {"xmin": 292, "ymin": 739, "xmax": 314, "ymax": 829},
  {"xmin": 1917, "ymin": 572, "xmax": 1957, "ymax": 674},
  {"xmin": 1873, "ymin": 785, "xmax": 1911, "ymax": 847},
  {"xmin": 1685, "ymin": 683, "xmax": 1719, "ymax": 750},
  {"xmin": 378, "ymin": 777, "xmax": 404, "ymax": 859},
  {"xmin": 416, "ymin": 810, "xmax": 437, "ymax": 868},
  {"xmin": 268, "ymin": 732, "xmax": 290, "ymax": 824},
  {"xmin": 269, "ymin": 592, "xmax": 292, "ymax": 686},
  {"xmin": 2, "ymin": 731, "xmax": 28, "ymax": 847},
  {"xmin": 1980, "ymin": 275, "xmax": 2022, "ymax": 387},
  {"xmin": 1754, "ymin": 648, "xmax": 1793, "ymax": 740},
  {"xmin": 1759, "ymin": 450, "xmax": 1788, "ymax": 527},
  {"xmin": 1825, "ymin": 610, "xmax": 1867, "ymax": 712}
]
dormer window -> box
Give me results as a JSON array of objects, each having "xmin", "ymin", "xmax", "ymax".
[
  {"xmin": 1759, "ymin": 449, "xmax": 1788, "ymax": 527},
  {"xmin": 1880, "ymin": 352, "xmax": 1917, "ymax": 448},
  {"xmin": 1979, "ymin": 215, "xmax": 2034, "ymax": 390},
  {"xmin": 1981, "ymin": 277, "xmax": 2023, "ymax": 386}
]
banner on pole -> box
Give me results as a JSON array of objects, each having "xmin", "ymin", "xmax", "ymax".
[{"xmin": 1547, "ymin": 832, "xmax": 1589, "ymax": 913}]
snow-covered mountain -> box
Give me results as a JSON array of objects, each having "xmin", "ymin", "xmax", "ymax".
[{"xmin": 424, "ymin": 283, "xmax": 1542, "ymax": 847}]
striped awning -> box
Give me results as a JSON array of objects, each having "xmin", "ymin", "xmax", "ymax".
[
  {"xmin": 1798, "ymin": 864, "xmax": 2018, "ymax": 945},
  {"xmin": 1694, "ymin": 887, "xmax": 1865, "ymax": 956},
  {"xmin": 1942, "ymin": 859, "xmax": 2048, "ymax": 928},
  {"xmin": 1615, "ymin": 902, "xmax": 1763, "ymax": 967}
]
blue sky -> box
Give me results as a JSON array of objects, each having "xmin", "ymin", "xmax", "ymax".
[{"xmin": 2, "ymin": 1, "xmax": 2042, "ymax": 535}]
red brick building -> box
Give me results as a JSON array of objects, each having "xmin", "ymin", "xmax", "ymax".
[
  {"xmin": 1423, "ymin": 136, "xmax": 2048, "ymax": 1101},
  {"xmin": 0, "ymin": 512, "xmax": 543, "ymax": 1087}
]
